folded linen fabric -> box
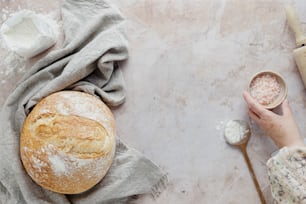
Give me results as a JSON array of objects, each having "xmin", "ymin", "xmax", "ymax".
[{"xmin": 0, "ymin": 0, "xmax": 167, "ymax": 203}]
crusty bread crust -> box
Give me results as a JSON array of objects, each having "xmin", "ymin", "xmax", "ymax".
[{"xmin": 20, "ymin": 91, "xmax": 116, "ymax": 194}]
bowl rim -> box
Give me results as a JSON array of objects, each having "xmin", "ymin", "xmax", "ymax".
[{"xmin": 248, "ymin": 70, "xmax": 288, "ymax": 109}]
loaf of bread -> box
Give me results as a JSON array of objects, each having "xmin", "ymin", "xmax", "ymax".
[{"xmin": 20, "ymin": 91, "xmax": 116, "ymax": 194}]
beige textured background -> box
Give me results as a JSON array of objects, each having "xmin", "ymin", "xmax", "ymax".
[{"xmin": 1, "ymin": 0, "xmax": 306, "ymax": 203}]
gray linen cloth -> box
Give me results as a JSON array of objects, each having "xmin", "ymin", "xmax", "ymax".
[{"xmin": 0, "ymin": 0, "xmax": 167, "ymax": 203}]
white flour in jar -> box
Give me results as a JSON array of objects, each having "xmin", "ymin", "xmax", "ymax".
[
  {"xmin": 0, "ymin": 9, "xmax": 59, "ymax": 84},
  {"xmin": 0, "ymin": 10, "xmax": 59, "ymax": 58}
]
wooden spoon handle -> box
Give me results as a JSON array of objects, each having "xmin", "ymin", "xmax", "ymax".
[{"xmin": 240, "ymin": 145, "xmax": 266, "ymax": 204}]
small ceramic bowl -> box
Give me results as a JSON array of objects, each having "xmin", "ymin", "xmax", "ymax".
[{"xmin": 248, "ymin": 70, "xmax": 287, "ymax": 109}]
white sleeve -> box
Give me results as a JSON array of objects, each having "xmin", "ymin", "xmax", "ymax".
[{"xmin": 267, "ymin": 147, "xmax": 306, "ymax": 204}]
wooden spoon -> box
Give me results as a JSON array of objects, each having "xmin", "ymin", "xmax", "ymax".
[{"xmin": 224, "ymin": 120, "xmax": 266, "ymax": 204}]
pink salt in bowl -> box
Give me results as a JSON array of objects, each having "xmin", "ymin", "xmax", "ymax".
[{"xmin": 248, "ymin": 71, "xmax": 287, "ymax": 109}]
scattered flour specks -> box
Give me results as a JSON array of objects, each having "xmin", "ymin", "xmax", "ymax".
[
  {"xmin": 31, "ymin": 155, "xmax": 47, "ymax": 172},
  {"xmin": 43, "ymin": 144, "xmax": 108, "ymax": 178},
  {"xmin": 215, "ymin": 120, "xmax": 225, "ymax": 131}
]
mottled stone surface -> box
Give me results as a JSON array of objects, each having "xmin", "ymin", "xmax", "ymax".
[{"xmin": 1, "ymin": 0, "xmax": 306, "ymax": 203}]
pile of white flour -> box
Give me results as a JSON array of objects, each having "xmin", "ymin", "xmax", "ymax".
[{"xmin": 0, "ymin": 9, "xmax": 59, "ymax": 84}]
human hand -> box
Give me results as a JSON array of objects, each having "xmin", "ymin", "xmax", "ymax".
[{"xmin": 242, "ymin": 91, "xmax": 304, "ymax": 148}]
